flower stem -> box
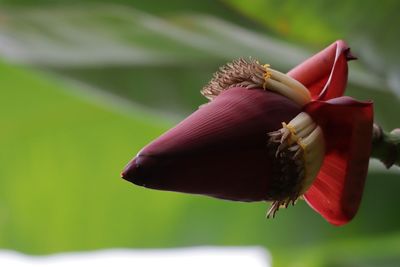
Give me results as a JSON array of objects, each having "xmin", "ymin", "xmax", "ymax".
[{"xmin": 371, "ymin": 124, "xmax": 400, "ymax": 168}]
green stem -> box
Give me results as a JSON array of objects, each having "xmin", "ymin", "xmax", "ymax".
[{"xmin": 371, "ymin": 124, "xmax": 400, "ymax": 168}]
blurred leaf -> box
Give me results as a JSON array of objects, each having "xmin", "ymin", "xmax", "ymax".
[
  {"xmin": 0, "ymin": 4, "xmax": 314, "ymax": 114},
  {"xmin": 224, "ymin": 0, "xmax": 400, "ymax": 96},
  {"xmin": 1, "ymin": 2, "xmax": 395, "ymax": 116}
]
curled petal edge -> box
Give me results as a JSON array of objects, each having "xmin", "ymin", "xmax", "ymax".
[{"xmin": 287, "ymin": 40, "xmax": 354, "ymax": 101}]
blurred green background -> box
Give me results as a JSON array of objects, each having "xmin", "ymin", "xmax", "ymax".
[{"xmin": 0, "ymin": 1, "xmax": 400, "ymax": 266}]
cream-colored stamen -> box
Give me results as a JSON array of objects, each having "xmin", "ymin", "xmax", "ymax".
[
  {"xmin": 267, "ymin": 112, "xmax": 325, "ymax": 218},
  {"xmin": 263, "ymin": 66, "xmax": 311, "ymax": 106},
  {"xmin": 201, "ymin": 58, "xmax": 311, "ymax": 106}
]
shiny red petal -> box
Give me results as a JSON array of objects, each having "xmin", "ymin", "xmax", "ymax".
[
  {"xmin": 303, "ymin": 97, "xmax": 373, "ymax": 225},
  {"xmin": 287, "ymin": 40, "xmax": 353, "ymax": 101}
]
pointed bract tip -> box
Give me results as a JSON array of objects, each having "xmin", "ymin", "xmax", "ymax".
[
  {"xmin": 344, "ymin": 48, "xmax": 357, "ymax": 61},
  {"xmin": 121, "ymin": 156, "xmax": 150, "ymax": 187}
]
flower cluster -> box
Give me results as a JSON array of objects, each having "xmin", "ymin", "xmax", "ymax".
[{"xmin": 122, "ymin": 40, "xmax": 373, "ymax": 226}]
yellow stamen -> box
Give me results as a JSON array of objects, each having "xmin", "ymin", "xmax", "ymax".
[
  {"xmin": 282, "ymin": 122, "xmax": 297, "ymax": 135},
  {"xmin": 262, "ymin": 64, "xmax": 272, "ymax": 90},
  {"xmin": 297, "ymin": 138, "xmax": 307, "ymax": 152}
]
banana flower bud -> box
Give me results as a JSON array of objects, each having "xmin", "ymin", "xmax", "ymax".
[{"xmin": 122, "ymin": 40, "xmax": 373, "ymax": 226}]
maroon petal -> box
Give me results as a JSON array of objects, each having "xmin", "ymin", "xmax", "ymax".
[
  {"xmin": 122, "ymin": 87, "xmax": 301, "ymax": 201},
  {"xmin": 287, "ymin": 40, "xmax": 353, "ymax": 100},
  {"xmin": 304, "ymin": 97, "xmax": 373, "ymax": 225}
]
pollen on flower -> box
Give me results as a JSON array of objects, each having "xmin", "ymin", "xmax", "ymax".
[
  {"xmin": 262, "ymin": 64, "xmax": 272, "ymax": 89},
  {"xmin": 281, "ymin": 122, "xmax": 297, "ymax": 139}
]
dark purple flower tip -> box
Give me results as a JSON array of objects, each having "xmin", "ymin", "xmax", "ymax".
[
  {"xmin": 122, "ymin": 87, "xmax": 302, "ymax": 202},
  {"xmin": 344, "ymin": 47, "xmax": 357, "ymax": 61},
  {"xmin": 121, "ymin": 155, "xmax": 154, "ymax": 187}
]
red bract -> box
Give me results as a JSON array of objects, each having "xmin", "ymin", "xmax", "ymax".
[
  {"xmin": 122, "ymin": 40, "xmax": 373, "ymax": 226},
  {"xmin": 287, "ymin": 40, "xmax": 373, "ymax": 225}
]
